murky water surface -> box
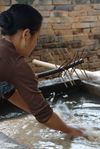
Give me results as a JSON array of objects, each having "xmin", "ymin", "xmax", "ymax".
[{"xmin": 0, "ymin": 90, "xmax": 100, "ymax": 149}]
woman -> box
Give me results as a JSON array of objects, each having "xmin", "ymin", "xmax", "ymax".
[{"xmin": 0, "ymin": 4, "xmax": 86, "ymax": 138}]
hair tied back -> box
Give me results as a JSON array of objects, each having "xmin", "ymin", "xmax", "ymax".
[{"xmin": 0, "ymin": 10, "xmax": 13, "ymax": 35}]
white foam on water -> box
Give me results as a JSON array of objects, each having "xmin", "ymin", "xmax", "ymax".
[
  {"xmin": 54, "ymin": 101, "xmax": 73, "ymax": 121},
  {"xmin": 83, "ymin": 128, "xmax": 100, "ymax": 142},
  {"xmin": 53, "ymin": 100, "xmax": 100, "ymax": 144},
  {"xmin": 33, "ymin": 141, "xmax": 63, "ymax": 149},
  {"xmin": 0, "ymin": 142, "xmax": 19, "ymax": 148}
]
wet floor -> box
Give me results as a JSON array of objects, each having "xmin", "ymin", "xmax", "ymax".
[{"xmin": 0, "ymin": 90, "xmax": 100, "ymax": 149}]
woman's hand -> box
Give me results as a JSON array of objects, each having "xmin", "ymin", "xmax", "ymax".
[
  {"xmin": 45, "ymin": 112, "xmax": 86, "ymax": 139},
  {"xmin": 68, "ymin": 127, "xmax": 85, "ymax": 138}
]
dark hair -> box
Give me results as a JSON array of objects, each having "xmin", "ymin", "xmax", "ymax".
[{"xmin": 0, "ymin": 4, "xmax": 43, "ymax": 35}]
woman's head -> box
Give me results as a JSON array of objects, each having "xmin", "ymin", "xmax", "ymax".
[
  {"xmin": 0, "ymin": 4, "xmax": 42, "ymax": 35},
  {"xmin": 0, "ymin": 4, "xmax": 43, "ymax": 56}
]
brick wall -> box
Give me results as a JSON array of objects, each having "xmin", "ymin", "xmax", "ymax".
[{"xmin": 0, "ymin": 0, "xmax": 100, "ymax": 72}]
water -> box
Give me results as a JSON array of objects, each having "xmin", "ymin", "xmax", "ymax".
[{"xmin": 0, "ymin": 90, "xmax": 100, "ymax": 149}]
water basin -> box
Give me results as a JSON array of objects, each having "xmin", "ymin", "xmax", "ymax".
[{"xmin": 0, "ymin": 79, "xmax": 100, "ymax": 149}]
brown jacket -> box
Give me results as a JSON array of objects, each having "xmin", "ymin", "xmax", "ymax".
[{"xmin": 0, "ymin": 39, "xmax": 53, "ymax": 123}]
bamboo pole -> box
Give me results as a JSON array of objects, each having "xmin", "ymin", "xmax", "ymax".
[{"xmin": 32, "ymin": 59, "xmax": 59, "ymax": 69}]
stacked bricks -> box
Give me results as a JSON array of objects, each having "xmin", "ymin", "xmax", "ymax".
[{"xmin": 0, "ymin": 0, "xmax": 100, "ymax": 72}]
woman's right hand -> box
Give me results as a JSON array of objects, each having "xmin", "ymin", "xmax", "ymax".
[{"xmin": 68, "ymin": 127, "xmax": 86, "ymax": 138}]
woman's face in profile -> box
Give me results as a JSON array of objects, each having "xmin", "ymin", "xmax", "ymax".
[
  {"xmin": 18, "ymin": 29, "xmax": 40, "ymax": 57},
  {"xmin": 25, "ymin": 30, "xmax": 40, "ymax": 56},
  {"xmin": 7, "ymin": 29, "xmax": 40, "ymax": 57}
]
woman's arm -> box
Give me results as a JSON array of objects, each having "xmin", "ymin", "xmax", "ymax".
[
  {"xmin": 8, "ymin": 90, "xmax": 85, "ymax": 138},
  {"xmin": 8, "ymin": 90, "xmax": 31, "ymax": 113},
  {"xmin": 45, "ymin": 112, "xmax": 84, "ymax": 137}
]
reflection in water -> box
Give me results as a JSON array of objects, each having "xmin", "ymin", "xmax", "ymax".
[{"xmin": 0, "ymin": 91, "xmax": 100, "ymax": 149}]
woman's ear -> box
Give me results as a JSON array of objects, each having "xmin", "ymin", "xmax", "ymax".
[{"xmin": 22, "ymin": 29, "xmax": 31, "ymax": 40}]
